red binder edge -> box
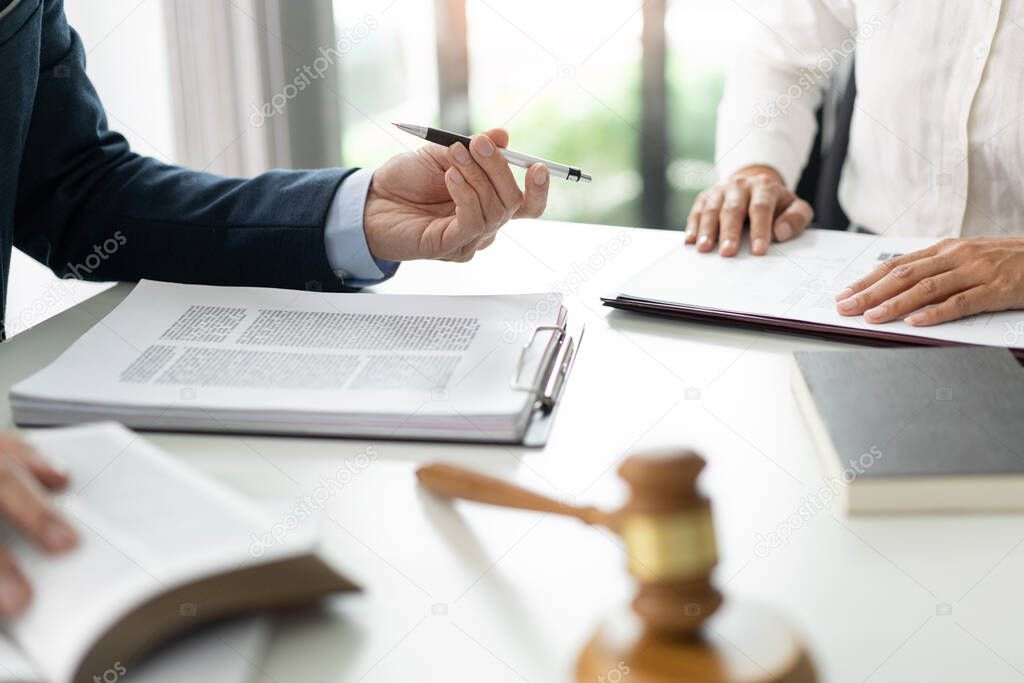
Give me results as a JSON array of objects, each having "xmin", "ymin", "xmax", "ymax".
[{"xmin": 601, "ymin": 297, "xmax": 1024, "ymax": 362}]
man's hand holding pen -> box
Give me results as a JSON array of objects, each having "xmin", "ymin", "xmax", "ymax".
[{"xmin": 364, "ymin": 128, "xmax": 550, "ymax": 263}]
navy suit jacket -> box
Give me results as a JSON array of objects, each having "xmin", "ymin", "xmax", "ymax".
[{"xmin": 0, "ymin": 0, "xmax": 355, "ymax": 333}]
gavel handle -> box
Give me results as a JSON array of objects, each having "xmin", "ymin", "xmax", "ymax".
[{"xmin": 416, "ymin": 463, "xmax": 608, "ymax": 527}]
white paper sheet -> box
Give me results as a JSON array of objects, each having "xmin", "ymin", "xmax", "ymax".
[{"xmin": 616, "ymin": 230, "xmax": 1024, "ymax": 350}]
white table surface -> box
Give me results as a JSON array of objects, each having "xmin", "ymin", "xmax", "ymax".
[{"xmin": 3, "ymin": 220, "xmax": 1023, "ymax": 683}]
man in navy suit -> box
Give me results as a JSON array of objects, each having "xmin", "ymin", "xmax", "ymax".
[{"xmin": 0, "ymin": 0, "xmax": 550, "ymax": 613}]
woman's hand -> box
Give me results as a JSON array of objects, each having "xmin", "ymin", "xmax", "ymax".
[
  {"xmin": 836, "ymin": 237, "xmax": 1024, "ymax": 326},
  {"xmin": 685, "ymin": 166, "xmax": 814, "ymax": 256},
  {"xmin": 0, "ymin": 433, "xmax": 77, "ymax": 615}
]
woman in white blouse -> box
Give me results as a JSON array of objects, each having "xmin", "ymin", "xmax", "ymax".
[{"xmin": 687, "ymin": 0, "xmax": 1024, "ymax": 326}]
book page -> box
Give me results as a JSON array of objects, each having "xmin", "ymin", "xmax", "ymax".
[
  {"xmin": 0, "ymin": 636, "xmax": 39, "ymax": 682},
  {"xmin": 617, "ymin": 230, "xmax": 1024, "ymax": 350},
  {"xmin": 6, "ymin": 424, "xmax": 309, "ymax": 683},
  {"xmin": 13, "ymin": 283, "xmax": 561, "ymax": 421}
]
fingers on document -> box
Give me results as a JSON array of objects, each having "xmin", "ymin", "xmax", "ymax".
[
  {"xmin": 867, "ymin": 271, "xmax": 982, "ymax": 324},
  {"xmin": 904, "ymin": 286, "xmax": 992, "ymax": 326},
  {"xmin": 685, "ymin": 176, "xmax": 814, "ymax": 256},
  {"xmin": 734, "ymin": 179, "xmax": 810, "ymax": 255},
  {"xmin": 719, "ymin": 182, "xmax": 752, "ymax": 257},
  {"xmin": 696, "ymin": 187, "xmax": 724, "ymax": 253},
  {"xmin": 746, "ymin": 179, "xmax": 780, "ymax": 256},
  {"xmin": 836, "ymin": 251, "xmax": 991, "ymax": 325},
  {"xmin": 685, "ymin": 193, "xmax": 704, "ymax": 244},
  {"xmin": 836, "ymin": 256, "xmax": 953, "ymax": 319},
  {"xmin": 836, "ymin": 251, "xmax": 925, "ymax": 304},
  {"xmin": 773, "ymin": 196, "xmax": 813, "ymax": 244}
]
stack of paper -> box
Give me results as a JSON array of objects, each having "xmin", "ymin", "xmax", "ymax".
[{"xmin": 11, "ymin": 281, "xmax": 573, "ymax": 443}]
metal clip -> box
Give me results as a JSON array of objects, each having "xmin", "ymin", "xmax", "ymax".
[{"xmin": 509, "ymin": 324, "xmax": 568, "ymax": 409}]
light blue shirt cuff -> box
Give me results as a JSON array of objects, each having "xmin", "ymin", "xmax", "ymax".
[{"xmin": 324, "ymin": 168, "xmax": 400, "ymax": 287}]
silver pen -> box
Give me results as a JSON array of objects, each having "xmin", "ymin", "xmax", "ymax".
[{"xmin": 394, "ymin": 122, "xmax": 592, "ymax": 183}]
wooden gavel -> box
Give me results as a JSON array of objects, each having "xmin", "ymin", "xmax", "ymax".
[{"xmin": 417, "ymin": 449, "xmax": 722, "ymax": 636}]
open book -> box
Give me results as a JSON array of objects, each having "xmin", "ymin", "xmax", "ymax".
[
  {"xmin": 11, "ymin": 281, "xmax": 579, "ymax": 444},
  {"xmin": 604, "ymin": 230, "xmax": 1024, "ymax": 358},
  {"xmin": 3, "ymin": 423, "xmax": 356, "ymax": 683},
  {"xmin": 0, "ymin": 617, "xmax": 272, "ymax": 683}
]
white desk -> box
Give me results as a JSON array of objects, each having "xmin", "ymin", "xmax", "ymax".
[{"xmin": 2, "ymin": 221, "xmax": 1023, "ymax": 683}]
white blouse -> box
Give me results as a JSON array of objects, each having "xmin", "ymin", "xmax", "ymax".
[{"xmin": 716, "ymin": 0, "xmax": 1024, "ymax": 238}]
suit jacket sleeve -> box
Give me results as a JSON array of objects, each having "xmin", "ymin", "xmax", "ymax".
[{"xmin": 13, "ymin": 0, "xmax": 352, "ymax": 292}]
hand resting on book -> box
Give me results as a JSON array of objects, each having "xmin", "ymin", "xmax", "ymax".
[{"xmin": 0, "ymin": 433, "xmax": 77, "ymax": 615}]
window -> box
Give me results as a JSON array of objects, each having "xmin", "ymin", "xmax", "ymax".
[
  {"xmin": 332, "ymin": 0, "xmax": 734, "ymax": 230},
  {"xmin": 5, "ymin": 0, "xmax": 739, "ymax": 337}
]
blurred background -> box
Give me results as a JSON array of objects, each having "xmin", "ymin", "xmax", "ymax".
[
  {"xmin": 7, "ymin": 0, "xmax": 738, "ymax": 336},
  {"xmin": 333, "ymin": 0, "xmax": 732, "ymax": 230}
]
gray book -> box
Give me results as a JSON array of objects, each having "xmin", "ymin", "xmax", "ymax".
[{"xmin": 791, "ymin": 347, "xmax": 1024, "ymax": 514}]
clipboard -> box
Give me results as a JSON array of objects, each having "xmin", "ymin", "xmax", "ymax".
[{"xmin": 509, "ymin": 311, "xmax": 586, "ymax": 447}]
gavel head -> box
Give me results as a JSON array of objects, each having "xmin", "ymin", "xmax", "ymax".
[{"xmin": 614, "ymin": 449, "xmax": 722, "ymax": 638}]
